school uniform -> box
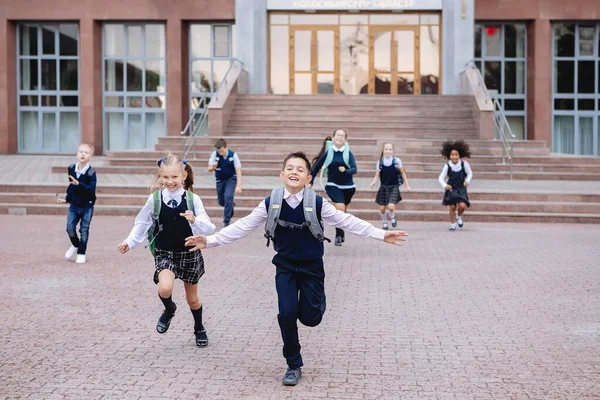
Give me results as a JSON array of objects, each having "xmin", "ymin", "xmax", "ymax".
[
  {"xmin": 204, "ymin": 188, "xmax": 385, "ymax": 370},
  {"xmin": 65, "ymin": 162, "xmax": 97, "ymax": 255},
  {"xmin": 438, "ymin": 160, "xmax": 473, "ymax": 207},
  {"xmin": 124, "ymin": 187, "xmax": 216, "ymax": 284},
  {"xmin": 375, "ymin": 156, "xmax": 403, "ymax": 206},
  {"xmin": 209, "ymin": 149, "xmax": 241, "ymax": 225},
  {"xmin": 310, "ymin": 145, "xmax": 357, "ymax": 205}
]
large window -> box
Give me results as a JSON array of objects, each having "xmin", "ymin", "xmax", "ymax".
[
  {"xmin": 474, "ymin": 23, "xmax": 527, "ymax": 140},
  {"xmin": 552, "ymin": 23, "xmax": 600, "ymax": 156},
  {"xmin": 103, "ymin": 23, "xmax": 166, "ymax": 150},
  {"xmin": 189, "ymin": 23, "xmax": 236, "ymax": 136},
  {"xmin": 269, "ymin": 13, "xmax": 440, "ymax": 95},
  {"xmin": 17, "ymin": 23, "xmax": 80, "ymax": 153}
]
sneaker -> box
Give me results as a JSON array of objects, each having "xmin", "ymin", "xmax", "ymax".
[
  {"xmin": 75, "ymin": 254, "xmax": 86, "ymax": 264},
  {"xmin": 156, "ymin": 303, "xmax": 177, "ymax": 334},
  {"xmin": 382, "ymin": 222, "xmax": 389, "ymax": 230},
  {"xmin": 282, "ymin": 367, "xmax": 302, "ymax": 386},
  {"xmin": 449, "ymin": 224, "xmax": 456, "ymax": 231},
  {"xmin": 65, "ymin": 245, "xmax": 77, "ymax": 259},
  {"xmin": 456, "ymin": 217, "xmax": 464, "ymax": 228},
  {"xmin": 391, "ymin": 219, "xmax": 397, "ymax": 228},
  {"xmin": 334, "ymin": 236, "xmax": 342, "ymax": 246},
  {"xmin": 195, "ymin": 329, "xmax": 208, "ymax": 347}
]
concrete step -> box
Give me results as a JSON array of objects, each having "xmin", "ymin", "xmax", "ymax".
[
  {"xmin": 3, "ymin": 184, "xmax": 600, "ymax": 203},
  {"xmin": 2, "ymin": 203, "xmax": 599, "ymax": 223},
  {"xmin": 159, "ymin": 136, "xmax": 549, "ymax": 148},
  {"xmin": 5, "ymin": 193, "xmax": 600, "ymax": 214},
  {"xmin": 48, "ymin": 164, "xmax": 600, "ymax": 180},
  {"xmin": 103, "ymin": 157, "xmax": 600, "ymax": 173}
]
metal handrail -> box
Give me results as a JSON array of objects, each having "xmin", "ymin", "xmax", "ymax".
[
  {"xmin": 182, "ymin": 95, "xmax": 209, "ymax": 160},
  {"xmin": 465, "ymin": 60, "xmax": 515, "ymax": 180},
  {"xmin": 181, "ymin": 59, "xmax": 245, "ymax": 160}
]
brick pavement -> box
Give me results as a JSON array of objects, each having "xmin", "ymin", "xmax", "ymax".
[{"xmin": 1, "ymin": 215, "xmax": 599, "ymax": 399}]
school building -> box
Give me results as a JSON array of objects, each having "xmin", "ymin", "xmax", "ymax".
[{"xmin": 0, "ymin": 0, "xmax": 599, "ymax": 156}]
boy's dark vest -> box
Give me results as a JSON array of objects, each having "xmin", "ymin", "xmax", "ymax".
[
  {"xmin": 214, "ymin": 149, "xmax": 236, "ymax": 182},
  {"xmin": 264, "ymin": 196, "xmax": 324, "ymax": 261},
  {"xmin": 67, "ymin": 164, "xmax": 96, "ymax": 207},
  {"xmin": 155, "ymin": 194, "xmax": 193, "ymax": 252}
]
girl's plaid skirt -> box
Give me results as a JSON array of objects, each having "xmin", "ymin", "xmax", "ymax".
[
  {"xmin": 153, "ymin": 248, "xmax": 205, "ymax": 285},
  {"xmin": 376, "ymin": 185, "xmax": 402, "ymax": 205}
]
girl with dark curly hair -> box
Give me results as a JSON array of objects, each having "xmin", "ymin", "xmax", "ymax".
[{"xmin": 438, "ymin": 140, "xmax": 473, "ymax": 231}]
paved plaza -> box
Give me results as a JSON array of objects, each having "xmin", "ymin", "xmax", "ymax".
[{"xmin": 1, "ymin": 215, "xmax": 599, "ymax": 399}]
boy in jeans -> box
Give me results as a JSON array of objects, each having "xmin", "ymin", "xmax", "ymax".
[
  {"xmin": 186, "ymin": 152, "xmax": 408, "ymax": 386},
  {"xmin": 208, "ymin": 138, "xmax": 242, "ymax": 226},
  {"xmin": 57, "ymin": 143, "xmax": 97, "ymax": 264}
]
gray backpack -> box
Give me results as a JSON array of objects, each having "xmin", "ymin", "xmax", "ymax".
[{"xmin": 264, "ymin": 187, "xmax": 331, "ymax": 247}]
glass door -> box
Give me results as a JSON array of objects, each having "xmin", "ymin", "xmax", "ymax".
[
  {"xmin": 289, "ymin": 26, "xmax": 339, "ymax": 94},
  {"xmin": 369, "ymin": 27, "xmax": 419, "ymax": 95}
]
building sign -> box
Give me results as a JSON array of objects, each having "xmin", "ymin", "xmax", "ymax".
[{"xmin": 267, "ymin": 0, "xmax": 443, "ymax": 10}]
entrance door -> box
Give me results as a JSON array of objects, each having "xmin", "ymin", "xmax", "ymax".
[
  {"xmin": 289, "ymin": 26, "xmax": 339, "ymax": 94},
  {"xmin": 369, "ymin": 27, "xmax": 420, "ymax": 95}
]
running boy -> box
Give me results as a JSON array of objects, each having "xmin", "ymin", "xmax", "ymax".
[
  {"xmin": 57, "ymin": 143, "xmax": 97, "ymax": 264},
  {"xmin": 185, "ymin": 152, "xmax": 408, "ymax": 386},
  {"xmin": 208, "ymin": 138, "xmax": 242, "ymax": 227}
]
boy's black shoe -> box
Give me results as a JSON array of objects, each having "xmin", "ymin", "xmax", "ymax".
[
  {"xmin": 335, "ymin": 236, "xmax": 342, "ymax": 246},
  {"xmin": 282, "ymin": 367, "xmax": 302, "ymax": 386},
  {"xmin": 195, "ymin": 329, "xmax": 208, "ymax": 347},
  {"xmin": 156, "ymin": 303, "xmax": 177, "ymax": 334}
]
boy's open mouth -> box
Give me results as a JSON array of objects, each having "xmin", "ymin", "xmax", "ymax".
[{"xmin": 288, "ymin": 176, "xmax": 299, "ymax": 182}]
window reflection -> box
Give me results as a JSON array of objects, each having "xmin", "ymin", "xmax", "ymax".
[
  {"xmin": 340, "ymin": 25, "xmax": 368, "ymax": 95},
  {"xmin": 420, "ymin": 26, "xmax": 438, "ymax": 94},
  {"xmin": 270, "ymin": 25, "xmax": 289, "ymax": 94}
]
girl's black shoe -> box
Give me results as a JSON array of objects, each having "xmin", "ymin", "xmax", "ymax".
[
  {"xmin": 195, "ymin": 329, "xmax": 208, "ymax": 347},
  {"xmin": 156, "ymin": 303, "xmax": 177, "ymax": 334}
]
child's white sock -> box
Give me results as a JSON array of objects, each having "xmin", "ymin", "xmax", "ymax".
[
  {"xmin": 389, "ymin": 212, "xmax": 396, "ymax": 222},
  {"xmin": 380, "ymin": 212, "xmax": 387, "ymax": 223}
]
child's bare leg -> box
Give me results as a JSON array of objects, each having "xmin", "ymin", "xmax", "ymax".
[
  {"xmin": 334, "ymin": 202, "xmax": 346, "ymax": 243},
  {"xmin": 185, "ymin": 283, "xmax": 207, "ymax": 346},
  {"xmin": 379, "ymin": 205, "xmax": 387, "ymax": 224},
  {"xmin": 157, "ymin": 269, "xmax": 175, "ymax": 299},
  {"xmin": 457, "ymin": 202, "xmax": 466, "ymax": 216},
  {"xmin": 387, "ymin": 203, "xmax": 397, "ymax": 226},
  {"xmin": 184, "ymin": 283, "xmax": 201, "ymax": 309},
  {"xmin": 449, "ymin": 205, "xmax": 457, "ymax": 223}
]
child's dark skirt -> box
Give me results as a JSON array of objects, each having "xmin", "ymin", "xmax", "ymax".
[
  {"xmin": 153, "ymin": 248, "xmax": 205, "ymax": 285},
  {"xmin": 376, "ymin": 185, "xmax": 402, "ymax": 206},
  {"xmin": 442, "ymin": 187, "xmax": 471, "ymax": 207}
]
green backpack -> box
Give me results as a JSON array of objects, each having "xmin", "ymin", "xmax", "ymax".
[{"xmin": 146, "ymin": 190, "xmax": 195, "ymax": 256}]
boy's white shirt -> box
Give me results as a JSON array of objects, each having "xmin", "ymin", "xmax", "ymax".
[
  {"xmin": 205, "ymin": 187, "xmax": 386, "ymax": 248},
  {"xmin": 208, "ymin": 150, "xmax": 242, "ymax": 169},
  {"xmin": 74, "ymin": 162, "xmax": 90, "ymax": 178},
  {"xmin": 124, "ymin": 187, "xmax": 216, "ymax": 249},
  {"xmin": 438, "ymin": 159, "xmax": 473, "ymax": 190}
]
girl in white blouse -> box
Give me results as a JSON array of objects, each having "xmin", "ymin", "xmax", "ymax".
[
  {"xmin": 438, "ymin": 140, "xmax": 473, "ymax": 231},
  {"xmin": 117, "ymin": 154, "xmax": 215, "ymax": 347}
]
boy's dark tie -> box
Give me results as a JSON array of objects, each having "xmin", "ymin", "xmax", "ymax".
[{"xmin": 168, "ymin": 199, "xmax": 177, "ymax": 208}]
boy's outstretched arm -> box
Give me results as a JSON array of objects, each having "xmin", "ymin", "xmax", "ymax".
[
  {"xmin": 185, "ymin": 200, "xmax": 268, "ymax": 251},
  {"xmin": 320, "ymin": 199, "xmax": 408, "ymax": 246}
]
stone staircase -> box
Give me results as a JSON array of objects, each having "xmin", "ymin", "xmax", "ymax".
[
  {"xmin": 3, "ymin": 95, "xmax": 600, "ymax": 223},
  {"xmin": 1, "ymin": 182, "xmax": 599, "ymax": 223}
]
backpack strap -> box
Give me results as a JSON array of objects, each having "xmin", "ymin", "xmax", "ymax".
[
  {"xmin": 145, "ymin": 190, "xmax": 163, "ymax": 253},
  {"xmin": 302, "ymin": 188, "xmax": 331, "ymax": 244},
  {"xmin": 186, "ymin": 190, "xmax": 195, "ymax": 214},
  {"xmin": 264, "ymin": 187, "xmax": 285, "ymax": 247}
]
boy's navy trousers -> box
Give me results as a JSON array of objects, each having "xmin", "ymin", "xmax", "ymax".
[{"xmin": 273, "ymin": 253, "xmax": 327, "ymax": 369}]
